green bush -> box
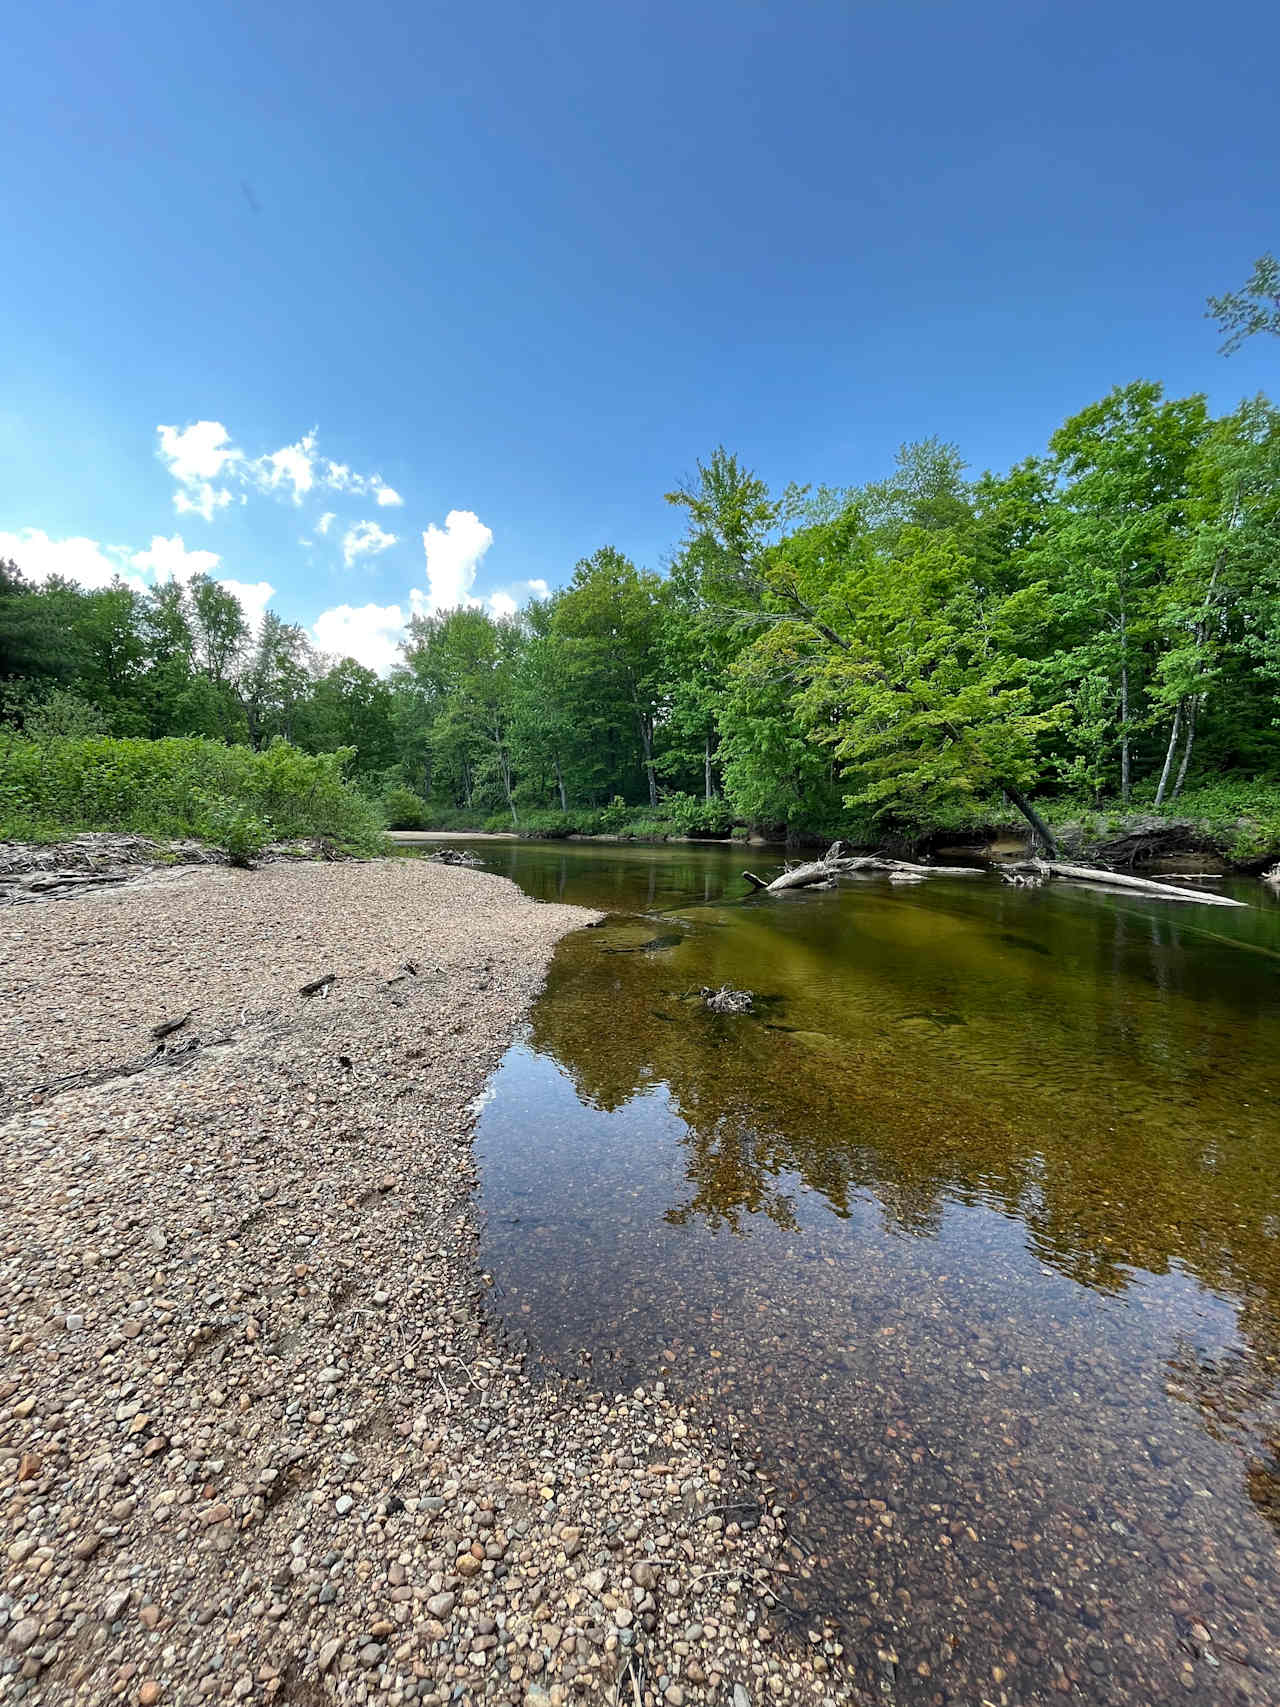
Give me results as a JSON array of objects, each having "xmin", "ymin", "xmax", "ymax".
[
  {"xmin": 664, "ymin": 793, "xmax": 735, "ymax": 837},
  {"xmin": 0, "ymin": 733, "xmax": 386, "ymax": 853},
  {"xmin": 382, "ymin": 786, "xmax": 432, "ymax": 830}
]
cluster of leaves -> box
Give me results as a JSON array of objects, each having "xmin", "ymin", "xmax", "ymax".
[{"xmin": 0, "ymin": 732, "xmax": 385, "ymax": 854}]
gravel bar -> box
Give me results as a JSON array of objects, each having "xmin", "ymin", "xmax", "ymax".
[{"xmin": 0, "ymin": 859, "xmax": 830, "ymax": 1707}]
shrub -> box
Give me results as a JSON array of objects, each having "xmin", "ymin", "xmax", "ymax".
[
  {"xmin": 664, "ymin": 793, "xmax": 735, "ymax": 837},
  {"xmin": 0, "ymin": 733, "xmax": 385, "ymax": 853},
  {"xmin": 382, "ymin": 786, "xmax": 432, "ymax": 830}
]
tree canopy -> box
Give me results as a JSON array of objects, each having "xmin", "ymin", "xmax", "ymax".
[{"xmin": 5, "ymin": 375, "xmax": 1280, "ymax": 841}]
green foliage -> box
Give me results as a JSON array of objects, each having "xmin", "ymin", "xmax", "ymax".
[
  {"xmin": 1150, "ymin": 779, "xmax": 1280, "ymax": 862},
  {"xmin": 0, "ymin": 734, "xmax": 384, "ymax": 853},
  {"xmin": 381, "ymin": 785, "xmax": 432, "ymax": 830},
  {"xmin": 1207, "ymin": 252, "xmax": 1280, "ymax": 354},
  {"xmin": 197, "ymin": 801, "xmax": 272, "ymax": 866},
  {"xmin": 663, "ymin": 793, "xmax": 735, "ymax": 836},
  {"xmin": 5, "ymin": 366, "xmax": 1280, "ymax": 855}
]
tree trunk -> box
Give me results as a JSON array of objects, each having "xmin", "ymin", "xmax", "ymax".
[
  {"xmin": 1172, "ymin": 698, "xmax": 1199, "ymax": 799},
  {"xmin": 704, "ymin": 731, "xmax": 714, "ymax": 802},
  {"xmin": 1001, "ymin": 784, "xmax": 1058, "ymax": 858},
  {"xmin": 1119, "ymin": 620, "xmax": 1131, "ymax": 805},
  {"xmin": 639, "ymin": 721, "xmax": 657, "ymax": 807},
  {"xmin": 554, "ymin": 756, "xmax": 567, "ymax": 812},
  {"xmin": 1153, "ymin": 701, "xmax": 1184, "ymax": 808}
]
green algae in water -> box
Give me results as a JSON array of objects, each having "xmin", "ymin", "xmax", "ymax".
[{"xmin": 450, "ymin": 840, "xmax": 1280, "ymax": 1704}]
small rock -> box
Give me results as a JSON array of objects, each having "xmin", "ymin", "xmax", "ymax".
[
  {"xmin": 335, "ymin": 1495, "xmax": 354, "ymax": 1516},
  {"xmin": 426, "ymin": 1593, "xmax": 455, "ymax": 1619},
  {"xmin": 8, "ymin": 1618, "xmax": 40, "ymax": 1652}
]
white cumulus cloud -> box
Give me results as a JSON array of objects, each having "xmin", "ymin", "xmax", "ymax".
[
  {"xmin": 157, "ymin": 421, "xmax": 241, "ymax": 521},
  {"xmin": 487, "ymin": 590, "xmax": 518, "ymax": 620},
  {"xmin": 311, "ymin": 602, "xmax": 408, "ymax": 674},
  {"xmin": 0, "ymin": 528, "xmax": 141, "ymax": 592},
  {"xmin": 375, "ymin": 484, "xmax": 404, "ymax": 507},
  {"xmin": 252, "ymin": 432, "xmax": 317, "ymax": 503},
  {"xmin": 0, "ymin": 528, "xmax": 264, "ymax": 638},
  {"xmin": 342, "ymin": 520, "xmax": 399, "ymax": 568},
  {"xmin": 317, "ymin": 512, "xmax": 336, "ymax": 535},
  {"xmin": 130, "ymin": 533, "xmax": 221, "ymax": 583},
  {"xmin": 419, "ymin": 509, "xmax": 494, "ymax": 613},
  {"xmin": 220, "ymin": 578, "xmax": 275, "ymax": 635}
]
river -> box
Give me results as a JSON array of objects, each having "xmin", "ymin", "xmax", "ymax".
[{"xmin": 436, "ymin": 839, "xmax": 1280, "ymax": 1703}]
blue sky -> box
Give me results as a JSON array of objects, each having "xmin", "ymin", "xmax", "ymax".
[{"xmin": 3, "ymin": 0, "xmax": 1277, "ymax": 669}]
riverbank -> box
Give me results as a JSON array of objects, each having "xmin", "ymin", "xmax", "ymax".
[
  {"xmin": 391, "ymin": 781, "xmax": 1280, "ymax": 870},
  {"xmin": 0, "ymin": 860, "xmax": 814, "ymax": 1707}
]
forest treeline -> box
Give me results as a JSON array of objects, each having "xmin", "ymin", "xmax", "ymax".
[{"xmin": 3, "ymin": 379, "xmax": 1279, "ymax": 848}]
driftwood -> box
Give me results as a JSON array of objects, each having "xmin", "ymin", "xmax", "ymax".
[
  {"xmin": 699, "ymin": 985, "xmax": 754, "ymax": 1014},
  {"xmin": 430, "ymin": 847, "xmax": 482, "ymax": 868},
  {"xmin": 1028, "ymin": 860, "xmax": 1244, "ymax": 908},
  {"xmin": 744, "ymin": 850, "xmax": 983, "ymax": 893},
  {"xmin": 744, "ymin": 844, "xmax": 1246, "ymax": 908},
  {"xmin": 300, "ymin": 973, "xmax": 337, "ymax": 997}
]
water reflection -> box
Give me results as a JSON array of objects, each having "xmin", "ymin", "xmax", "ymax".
[{"xmin": 460, "ymin": 842, "xmax": 1280, "ymax": 1703}]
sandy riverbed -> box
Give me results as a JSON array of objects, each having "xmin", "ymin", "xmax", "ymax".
[{"xmin": 0, "ymin": 860, "xmax": 830, "ymax": 1707}]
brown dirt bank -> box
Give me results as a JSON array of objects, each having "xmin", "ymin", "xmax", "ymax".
[{"xmin": 0, "ymin": 861, "xmax": 833, "ymax": 1707}]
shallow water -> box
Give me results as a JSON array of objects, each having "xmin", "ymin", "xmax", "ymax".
[{"xmin": 453, "ymin": 840, "xmax": 1280, "ymax": 1702}]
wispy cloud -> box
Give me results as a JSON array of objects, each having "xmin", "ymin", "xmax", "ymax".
[
  {"xmin": 155, "ymin": 422, "xmax": 401, "ymax": 519},
  {"xmin": 342, "ymin": 520, "xmax": 399, "ymax": 568}
]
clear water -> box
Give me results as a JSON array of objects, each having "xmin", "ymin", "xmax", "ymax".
[{"xmin": 447, "ymin": 839, "xmax": 1280, "ymax": 1703}]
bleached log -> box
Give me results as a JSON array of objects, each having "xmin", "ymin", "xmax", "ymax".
[{"xmin": 1032, "ymin": 860, "xmax": 1244, "ymax": 908}]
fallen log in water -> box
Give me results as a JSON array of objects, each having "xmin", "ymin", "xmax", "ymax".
[
  {"xmin": 744, "ymin": 853, "xmax": 982, "ymax": 892},
  {"xmin": 742, "ymin": 860, "xmax": 834, "ymax": 892},
  {"xmin": 1030, "ymin": 860, "xmax": 1245, "ymax": 908}
]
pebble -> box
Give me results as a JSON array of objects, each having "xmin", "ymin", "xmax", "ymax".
[{"xmin": 0, "ymin": 860, "xmax": 809, "ymax": 1706}]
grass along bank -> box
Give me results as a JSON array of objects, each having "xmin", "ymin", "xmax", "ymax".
[{"xmin": 0, "ymin": 733, "xmax": 386, "ymax": 861}]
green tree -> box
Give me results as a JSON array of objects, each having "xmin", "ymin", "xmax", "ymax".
[
  {"xmin": 296, "ymin": 657, "xmax": 395, "ymax": 777},
  {"xmin": 240, "ymin": 613, "xmax": 314, "ymax": 749},
  {"xmin": 553, "ymin": 549, "xmax": 664, "ymax": 807}
]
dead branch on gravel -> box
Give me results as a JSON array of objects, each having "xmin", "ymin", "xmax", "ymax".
[{"xmin": 300, "ymin": 973, "xmax": 337, "ymax": 997}]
